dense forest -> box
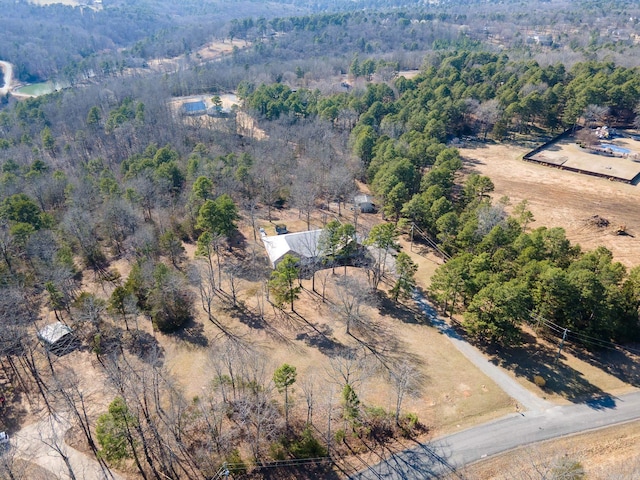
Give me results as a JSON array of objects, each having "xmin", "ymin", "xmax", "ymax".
[{"xmin": 1, "ymin": 0, "xmax": 640, "ymax": 478}]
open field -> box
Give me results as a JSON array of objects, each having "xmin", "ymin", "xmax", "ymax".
[
  {"xmin": 459, "ymin": 142, "xmax": 640, "ymax": 268},
  {"xmin": 12, "ymin": 148, "xmax": 640, "ymax": 477},
  {"xmin": 194, "ymin": 39, "xmax": 247, "ymax": 61}
]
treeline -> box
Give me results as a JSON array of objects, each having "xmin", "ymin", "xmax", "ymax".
[
  {"xmin": 0, "ymin": 0, "xmax": 302, "ymax": 83},
  {"xmin": 0, "ymin": 1, "xmax": 170, "ymax": 82},
  {"xmin": 6, "ymin": 0, "xmax": 640, "ymax": 92},
  {"xmin": 0, "ymin": 63, "xmax": 419, "ymax": 478},
  {"xmin": 320, "ymin": 50, "xmax": 640, "ymax": 346},
  {"xmin": 428, "ymin": 220, "xmax": 640, "ymax": 345},
  {"xmin": 243, "ymin": 51, "xmax": 640, "ymax": 147}
]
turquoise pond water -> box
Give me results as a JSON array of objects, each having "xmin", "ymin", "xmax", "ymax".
[
  {"xmin": 599, "ymin": 143, "xmax": 631, "ymax": 154},
  {"xmin": 15, "ymin": 82, "xmax": 56, "ymax": 96}
]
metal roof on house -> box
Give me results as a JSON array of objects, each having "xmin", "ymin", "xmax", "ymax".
[
  {"xmin": 354, "ymin": 194, "xmax": 375, "ymax": 204},
  {"xmin": 262, "ymin": 229, "xmax": 324, "ymax": 268}
]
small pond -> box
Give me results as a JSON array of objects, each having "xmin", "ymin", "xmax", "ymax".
[
  {"xmin": 15, "ymin": 82, "xmax": 56, "ymax": 96},
  {"xmin": 599, "ymin": 143, "xmax": 631, "ymax": 155}
]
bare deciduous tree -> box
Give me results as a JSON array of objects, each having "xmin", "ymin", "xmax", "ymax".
[
  {"xmin": 389, "ymin": 359, "xmax": 423, "ymax": 424},
  {"xmin": 333, "ymin": 275, "xmax": 373, "ymax": 335}
]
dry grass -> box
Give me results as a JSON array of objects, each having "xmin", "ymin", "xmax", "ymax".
[
  {"xmin": 471, "ymin": 323, "xmax": 636, "ymax": 407},
  {"xmin": 194, "ymin": 39, "xmax": 247, "ymax": 61},
  {"xmin": 460, "ymin": 143, "xmax": 640, "ymax": 267},
  {"xmin": 149, "ymin": 206, "xmax": 515, "ymax": 441},
  {"xmin": 39, "ymin": 193, "xmax": 640, "ymax": 477},
  {"xmin": 456, "ymin": 419, "xmax": 640, "ymax": 479}
]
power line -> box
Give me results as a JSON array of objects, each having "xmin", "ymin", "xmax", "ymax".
[
  {"xmin": 213, "ymin": 457, "xmax": 334, "ymax": 479},
  {"xmin": 411, "ymin": 223, "xmax": 451, "ymax": 261},
  {"xmin": 530, "ymin": 313, "xmax": 640, "ymax": 357}
]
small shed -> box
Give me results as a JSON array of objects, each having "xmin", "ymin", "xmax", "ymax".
[
  {"xmin": 182, "ymin": 100, "xmax": 207, "ymax": 116},
  {"xmin": 354, "ymin": 194, "xmax": 376, "ymax": 213},
  {"xmin": 37, "ymin": 322, "xmax": 74, "ymax": 354}
]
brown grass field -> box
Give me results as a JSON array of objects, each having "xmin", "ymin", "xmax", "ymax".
[
  {"xmin": 459, "ymin": 142, "xmax": 640, "ymax": 268},
  {"xmin": 14, "ymin": 129, "xmax": 640, "ymax": 477},
  {"xmin": 57, "ymin": 169, "xmax": 639, "ymax": 477},
  {"xmin": 527, "ymin": 131, "xmax": 640, "ymax": 182},
  {"xmin": 455, "ymin": 140, "xmax": 640, "ymax": 476}
]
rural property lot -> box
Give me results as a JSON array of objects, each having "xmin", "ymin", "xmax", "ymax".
[
  {"xmin": 527, "ymin": 132, "xmax": 640, "ymax": 182},
  {"xmin": 459, "ymin": 142, "xmax": 640, "ymax": 267}
]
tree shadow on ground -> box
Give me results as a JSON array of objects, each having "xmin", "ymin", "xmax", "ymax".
[
  {"xmin": 483, "ymin": 331, "xmax": 617, "ymax": 409},
  {"xmin": 378, "ymin": 292, "xmax": 427, "ymax": 326},
  {"xmin": 228, "ymin": 304, "xmax": 294, "ymax": 346},
  {"xmin": 175, "ymin": 317, "xmax": 209, "ymax": 347},
  {"xmin": 288, "ymin": 310, "xmax": 347, "ymax": 356},
  {"xmin": 254, "ymin": 462, "xmax": 340, "ymax": 480},
  {"xmin": 0, "ymin": 389, "xmax": 29, "ymax": 434},
  {"xmin": 345, "ymin": 435, "xmax": 459, "ymax": 479},
  {"xmin": 461, "ymin": 155, "xmax": 487, "ymax": 168},
  {"xmin": 123, "ymin": 330, "xmax": 165, "ymax": 364},
  {"xmin": 349, "ymin": 318, "xmax": 403, "ymax": 369},
  {"xmin": 564, "ymin": 342, "xmax": 640, "ymax": 388}
]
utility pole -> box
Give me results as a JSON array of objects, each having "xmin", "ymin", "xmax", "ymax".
[
  {"xmin": 410, "ymin": 223, "xmax": 414, "ymax": 252},
  {"xmin": 555, "ymin": 328, "xmax": 568, "ymax": 364}
]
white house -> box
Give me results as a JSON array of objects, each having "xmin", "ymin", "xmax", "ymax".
[{"xmin": 261, "ymin": 229, "xmax": 324, "ymax": 268}]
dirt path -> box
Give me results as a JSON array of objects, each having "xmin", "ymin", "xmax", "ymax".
[
  {"xmin": 0, "ymin": 60, "xmax": 14, "ymax": 95},
  {"xmin": 13, "ymin": 413, "xmax": 123, "ymax": 480}
]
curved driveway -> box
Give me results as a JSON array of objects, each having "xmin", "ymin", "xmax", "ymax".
[
  {"xmin": 415, "ymin": 295, "xmax": 552, "ymax": 412},
  {"xmin": 13, "ymin": 413, "xmax": 123, "ymax": 480},
  {"xmin": 350, "ymin": 295, "xmax": 640, "ymax": 479}
]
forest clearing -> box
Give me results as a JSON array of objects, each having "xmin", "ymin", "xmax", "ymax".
[{"xmin": 460, "ymin": 143, "xmax": 640, "ymax": 268}]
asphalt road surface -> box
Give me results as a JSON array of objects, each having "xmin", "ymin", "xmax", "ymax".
[
  {"xmin": 352, "ymin": 293, "xmax": 640, "ymax": 479},
  {"xmin": 414, "ymin": 295, "xmax": 552, "ymax": 412},
  {"xmin": 352, "ymin": 391, "xmax": 640, "ymax": 479}
]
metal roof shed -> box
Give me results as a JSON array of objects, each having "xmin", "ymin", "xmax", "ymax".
[
  {"xmin": 37, "ymin": 322, "xmax": 74, "ymax": 353},
  {"xmin": 354, "ymin": 194, "xmax": 376, "ymax": 213}
]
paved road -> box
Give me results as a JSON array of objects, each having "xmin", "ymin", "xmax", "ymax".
[
  {"xmin": 352, "ymin": 390, "xmax": 640, "ymax": 479},
  {"xmin": 414, "ymin": 295, "xmax": 551, "ymax": 412},
  {"xmin": 12, "ymin": 413, "xmax": 123, "ymax": 480},
  {"xmin": 351, "ymin": 294, "xmax": 640, "ymax": 479},
  {"xmin": 0, "ymin": 60, "xmax": 14, "ymax": 95}
]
